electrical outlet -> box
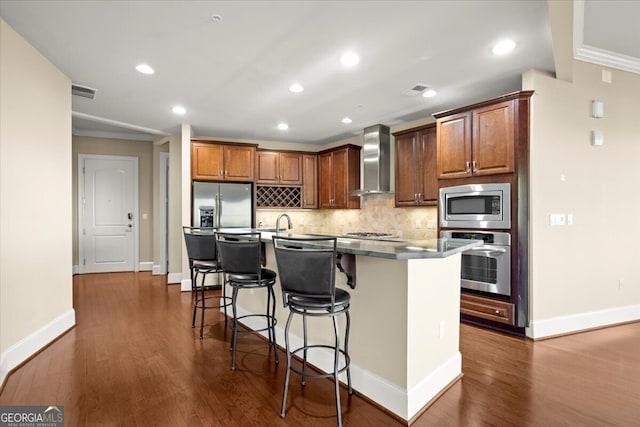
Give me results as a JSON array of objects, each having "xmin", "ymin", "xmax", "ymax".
[
  {"xmin": 427, "ymin": 220, "xmax": 436, "ymax": 229},
  {"xmin": 415, "ymin": 220, "xmax": 421, "ymax": 229}
]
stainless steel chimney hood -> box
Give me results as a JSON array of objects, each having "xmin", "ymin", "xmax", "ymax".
[{"xmin": 351, "ymin": 124, "xmax": 391, "ymax": 196}]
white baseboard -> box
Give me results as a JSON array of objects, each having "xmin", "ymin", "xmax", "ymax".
[
  {"xmin": 0, "ymin": 309, "xmax": 76, "ymax": 386},
  {"xmin": 72, "ymin": 265, "xmax": 79, "ymax": 275},
  {"xmin": 180, "ymin": 279, "xmax": 192, "ymax": 291},
  {"xmin": 526, "ymin": 304, "xmax": 640, "ymax": 339},
  {"xmin": 152, "ymin": 265, "xmax": 162, "ymax": 275},
  {"xmin": 167, "ymin": 272, "xmax": 182, "ymax": 284},
  {"xmin": 139, "ymin": 262, "xmax": 153, "ymax": 272},
  {"xmin": 232, "ymin": 305, "xmax": 460, "ymax": 421}
]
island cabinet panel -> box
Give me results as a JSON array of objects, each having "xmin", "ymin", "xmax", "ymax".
[
  {"xmin": 318, "ymin": 145, "xmax": 360, "ymax": 209},
  {"xmin": 394, "ymin": 124, "xmax": 437, "ymax": 207},
  {"xmin": 302, "ymin": 154, "xmax": 318, "ymax": 208},
  {"xmin": 256, "ymin": 150, "xmax": 302, "ymax": 185},
  {"xmin": 191, "ymin": 141, "xmax": 256, "ymax": 182},
  {"xmin": 436, "ymin": 99, "xmax": 515, "ymax": 179}
]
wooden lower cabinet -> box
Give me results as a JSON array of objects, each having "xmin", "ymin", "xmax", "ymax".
[{"xmin": 461, "ymin": 293, "xmax": 515, "ymax": 326}]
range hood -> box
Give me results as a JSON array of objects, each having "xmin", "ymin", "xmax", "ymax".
[{"xmin": 351, "ymin": 124, "xmax": 391, "ymax": 196}]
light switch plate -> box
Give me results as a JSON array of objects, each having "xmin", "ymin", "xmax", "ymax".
[{"xmin": 550, "ymin": 214, "xmax": 566, "ymax": 226}]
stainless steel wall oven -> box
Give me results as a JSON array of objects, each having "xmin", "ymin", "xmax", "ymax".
[{"xmin": 441, "ymin": 230, "xmax": 511, "ymax": 297}]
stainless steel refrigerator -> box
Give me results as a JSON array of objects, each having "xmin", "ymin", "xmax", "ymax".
[{"xmin": 192, "ymin": 181, "xmax": 254, "ymax": 228}]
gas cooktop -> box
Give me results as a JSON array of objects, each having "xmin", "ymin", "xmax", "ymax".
[{"xmin": 342, "ymin": 232, "xmax": 399, "ymax": 240}]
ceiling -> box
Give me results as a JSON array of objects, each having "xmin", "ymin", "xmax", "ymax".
[{"xmin": 1, "ymin": 1, "xmax": 638, "ymax": 145}]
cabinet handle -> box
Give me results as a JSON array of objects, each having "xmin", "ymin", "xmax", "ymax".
[
  {"xmin": 495, "ymin": 309, "xmax": 501, "ymax": 315},
  {"xmin": 220, "ymin": 170, "xmax": 224, "ymax": 176},
  {"xmin": 465, "ymin": 161, "xmax": 471, "ymax": 172},
  {"xmin": 472, "ymin": 161, "xmax": 477, "ymax": 173}
]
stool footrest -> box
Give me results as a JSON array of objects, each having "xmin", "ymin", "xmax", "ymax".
[{"xmin": 289, "ymin": 344, "xmax": 350, "ymax": 379}]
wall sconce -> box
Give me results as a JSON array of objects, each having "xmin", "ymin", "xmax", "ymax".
[{"xmin": 591, "ymin": 100, "xmax": 604, "ymax": 118}]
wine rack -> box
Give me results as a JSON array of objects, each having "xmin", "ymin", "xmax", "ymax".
[{"xmin": 257, "ymin": 186, "xmax": 301, "ymax": 208}]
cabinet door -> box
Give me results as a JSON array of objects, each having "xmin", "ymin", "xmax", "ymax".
[
  {"xmin": 418, "ymin": 126, "xmax": 438, "ymax": 205},
  {"xmin": 191, "ymin": 143, "xmax": 224, "ymax": 180},
  {"xmin": 394, "ymin": 133, "xmax": 419, "ymax": 206},
  {"xmin": 224, "ymin": 145, "xmax": 255, "ymax": 181},
  {"xmin": 437, "ymin": 112, "xmax": 472, "ymax": 179},
  {"xmin": 472, "ymin": 100, "xmax": 515, "ymax": 176},
  {"xmin": 302, "ymin": 154, "xmax": 318, "ymax": 208},
  {"xmin": 331, "ymin": 149, "xmax": 349, "ymax": 208},
  {"xmin": 256, "ymin": 151, "xmax": 279, "ymax": 184},
  {"xmin": 279, "ymin": 153, "xmax": 303, "ymax": 185},
  {"xmin": 318, "ymin": 153, "xmax": 333, "ymax": 208}
]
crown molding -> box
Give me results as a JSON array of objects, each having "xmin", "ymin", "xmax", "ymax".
[{"xmin": 573, "ymin": 0, "xmax": 640, "ymax": 75}]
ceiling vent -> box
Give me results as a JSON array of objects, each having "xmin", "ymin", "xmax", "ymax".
[
  {"xmin": 72, "ymin": 84, "xmax": 97, "ymax": 99},
  {"xmin": 402, "ymin": 84, "xmax": 429, "ymax": 96}
]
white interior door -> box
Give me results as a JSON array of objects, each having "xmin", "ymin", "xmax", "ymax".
[{"xmin": 80, "ymin": 155, "xmax": 138, "ymax": 273}]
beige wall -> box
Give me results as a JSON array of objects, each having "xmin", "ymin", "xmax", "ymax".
[
  {"xmin": 0, "ymin": 19, "xmax": 74, "ymax": 378},
  {"xmin": 72, "ymin": 136, "xmax": 154, "ymax": 266},
  {"xmin": 525, "ymin": 62, "xmax": 640, "ymax": 324}
]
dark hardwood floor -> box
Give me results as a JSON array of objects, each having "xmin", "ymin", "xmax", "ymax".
[{"xmin": 1, "ymin": 272, "xmax": 638, "ymax": 426}]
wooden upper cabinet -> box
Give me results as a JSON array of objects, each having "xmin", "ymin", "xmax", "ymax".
[
  {"xmin": 473, "ymin": 100, "xmax": 515, "ymax": 176},
  {"xmin": 394, "ymin": 124, "xmax": 437, "ymax": 207},
  {"xmin": 191, "ymin": 141, "xmax": 255, "ymax": 182},
  {"xmin": 256, "ymin": 150, "xmax": 302, "ymax": 185},
  {"xmin": 302, "ymin": 154, "xmax": 318, "ymax": 208},
  {"xmin": 318, "ymin": 145, "xmax": 360, "ymax": 209},
  {"xmin": 436, "ymin": 98, "xmax": 516, "ymax": 179}
]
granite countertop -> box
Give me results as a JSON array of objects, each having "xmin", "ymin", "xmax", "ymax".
[{"xmin": 218, "ymin": 228, "xmax": 482, "ymax": 260}]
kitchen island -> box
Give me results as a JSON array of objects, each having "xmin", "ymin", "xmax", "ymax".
[{"xmin": 225, "ymin": 231, "xmax": 480, "ymax": 422}]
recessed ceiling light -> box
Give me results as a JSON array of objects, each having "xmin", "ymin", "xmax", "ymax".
[
  {"xmin": 341, "ymin": 117, "xmax": 353, "ymax": 124},
  {"xmin": 492, "ymin": 39, "xmax": 516, "ymax": 55},
  {"xmin": 340, "ymin": 52, "xmax": 360, "ymax": 67},
  {"xmin": 422, "ymin": 89, "xmax": 437, "ymax": 98},
  {"xmin": 289, "ymin": 83, "xmax": 304, "ymax": 93},
  {"xmin": 136, "ymin": 64, "xmax": 155, "ymax": 75},
  {"xmin": 172, "ymin": 105, "xmax": 186, "ymax": 115},
  {"xmin": 277, "ymin": 123, "xmax": 289, "ymax": 130}
]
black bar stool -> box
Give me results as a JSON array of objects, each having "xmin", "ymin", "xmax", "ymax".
[
  {"xmin": 182, "ymin": 226, "xmax": 231, "ymax": 340},
  {"xmin": 272, "ymin": 236, "xmax": 352, "ymax": 427},
  {"xmin": 216, "ymin": 232, "xmax": 279, "ymax": 371}
]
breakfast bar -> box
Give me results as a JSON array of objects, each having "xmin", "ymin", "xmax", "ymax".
[{"xmin": 231, "ymin": 231, "xmax": 480, "ymax": 422}]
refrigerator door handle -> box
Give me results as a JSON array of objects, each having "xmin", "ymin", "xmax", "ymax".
[{"xmin": 217, "ymin": 194, "xmax": 222, "ymax": 228}]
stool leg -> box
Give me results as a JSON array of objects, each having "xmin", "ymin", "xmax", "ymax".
[
  {"xmin": 281, "ymin": 310, "xmax": 294, "ymax": 418},
  {"xmin": 332, "ymin": 315, "xmax": 343, "ymax": 427},
  {"xmin": 301, "ymin": 313, "xmax": 308, "ymax": 386},
  {"xmin": 230, "ymin": 285, "xmax": 239, "ymax": 370},
  {"xmin": 199, "ymin": 273, "xmax": 207, "ymax": 340},
  {"xmin": 268, "ymin": 285, "xmax": 279, "ymax": 365},
  {"xmin": 220, "ymin": 271, "xmax": 228, "ymax": 325},
  {"xmin": 191, "ymin": 269, "xmax": 198, "ymax": 328},
  {"xmin": 345, "ymin": 310, "xmax": 352, "ymax": 394}
]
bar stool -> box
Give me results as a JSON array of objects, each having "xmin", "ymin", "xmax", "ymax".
[
  {"xmin": 215, "ymin": 232, "xmax": 279, "ymax": 370},
  {"xmin": 182, "ymin": 226, "xmax": 231, "ymax": 340},
  {"xmin": 272, "ymin": 236, "xmax": 352, "ymax": 427}
]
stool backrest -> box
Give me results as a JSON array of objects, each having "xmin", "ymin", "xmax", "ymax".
[
  {"xmin": 183, "ymin": 226, "xmax": 217, "ymax": 263},
  {"xmin": 272, "ymin": 237, "xmax": 337, "ymax": 306},
  {"xmin": 216, "ymin": 232, "xmax": 262, "ymax": 275}
]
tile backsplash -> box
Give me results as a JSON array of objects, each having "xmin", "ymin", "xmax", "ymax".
[{"xmin": 257, "ymin": 193, "xmax": 438, "ymax": 240}]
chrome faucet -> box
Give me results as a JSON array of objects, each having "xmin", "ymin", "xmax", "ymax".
[{"xmin": 275, "ymin": 213, "xmax": 293, "ymax": 234}]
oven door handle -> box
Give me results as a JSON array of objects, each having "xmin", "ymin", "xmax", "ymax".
[{"xmin": 465, "ymin": 247, "xmax": 508, "ymax": 257}]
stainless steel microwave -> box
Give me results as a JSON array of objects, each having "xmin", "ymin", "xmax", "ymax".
[{"xmin": 439, "ymin": 183, "xmax": 511, "ymax": 229}]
